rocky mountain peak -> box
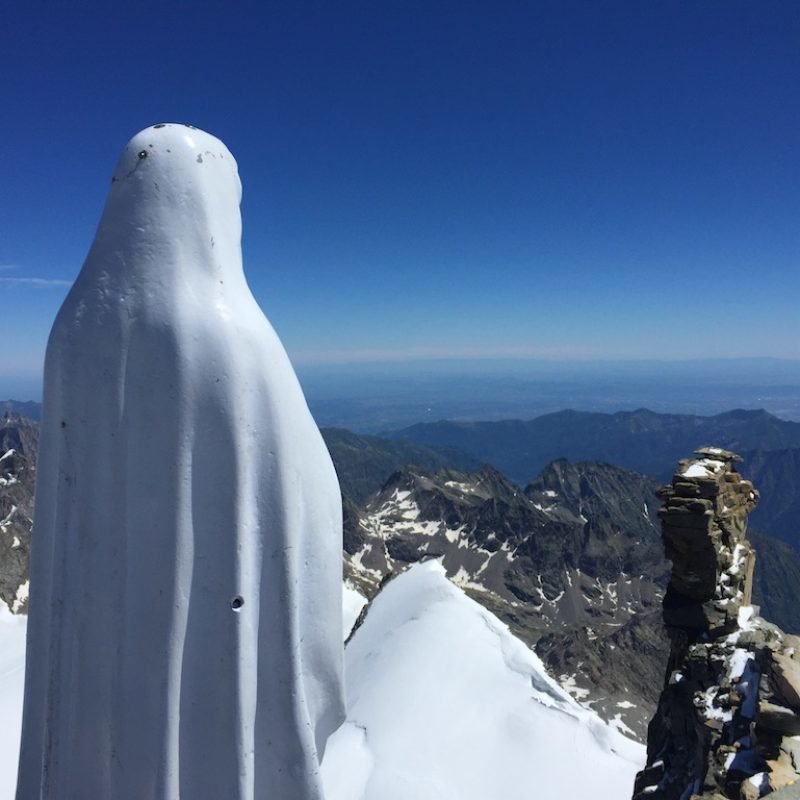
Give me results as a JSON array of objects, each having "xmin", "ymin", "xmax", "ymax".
[
  {"xmin": 343, "ymin": 460, "xmax": 671, "ymax": 738},
  {"xmin": 634, "ymin": 449, "xmax": 800, "ymax": 799},
  {"xmin": 0, "ymin": 414, "xmax": 36, "ymax": 614},
  {"xmin": 472, "ymin": 462, "xmax": 520, "ymax": 496},
  {"xmin": 0, "ymin": 413, "xmax": 38, "ymax": 460},
  {"xmin": 659, "ymin": 446, "xmax": 758, "ymax": 630}
]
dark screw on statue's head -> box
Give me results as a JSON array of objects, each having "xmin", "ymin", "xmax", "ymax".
[{"xmin": 231, "ymin": 595, "xmax": 244, "ymax": 611}]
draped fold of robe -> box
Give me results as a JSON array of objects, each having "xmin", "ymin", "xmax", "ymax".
[{"xmin": 17, "ymin": 124, "xmax": 345, "ymax": 800}]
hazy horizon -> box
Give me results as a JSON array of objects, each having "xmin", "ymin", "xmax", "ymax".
[{"xmin": 7, "ymin": 356, "xmax": 800, "ymax": 432}]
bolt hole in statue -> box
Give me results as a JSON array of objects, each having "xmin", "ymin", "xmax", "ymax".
[{"xmin": 16, "ymin": 124, "xmax": 345, "ymax": 800}]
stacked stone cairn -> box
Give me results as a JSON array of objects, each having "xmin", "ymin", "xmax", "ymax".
[{"xmin": 634, "ymin": 448, "xmax": 800, "ymax": 800}]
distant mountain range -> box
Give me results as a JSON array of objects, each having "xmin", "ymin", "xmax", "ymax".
[
  {"xmin": 7, "ymin": 400, "xmax": 800, "ymax": 554},
  {"xmin": 742, "ymin": 449, "xmax": 800, "ymax": 546},
  {"xmin": 387, "ymin": 408, "xmax": 800, "ymax": 548},
  {"xmin": 1, "ymin": 401, "xmax": 40, "ymax": 421},
  {"xmin": 388, "ymin": 408, "xmax": 800, "ymax": 481}
]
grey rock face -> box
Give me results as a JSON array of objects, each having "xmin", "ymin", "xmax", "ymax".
[
  {"xmin": 634, "ymin": 449, "xmax": 800, "ymax": 800},
  {"xmin": 344, "ymin": 459, "xmax": 669, "ymax": 738},
  {"xmin": 322, "ymin": 427, "xmax": 479, "ymax": 505},
  {"xmin": 0, "ymin": 414, "xmax": 36, "ymax": 613}
]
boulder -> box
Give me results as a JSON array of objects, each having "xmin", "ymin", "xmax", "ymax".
[
  {"xmin": 757, "ymin": 702, "xmax": 800, "ymax": 736},
  {"xmin": 771, "ymin": 652, "xmax": 800, "ymax": 710}
]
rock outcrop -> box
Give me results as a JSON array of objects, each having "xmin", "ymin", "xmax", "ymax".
[
  {"xmin": 634, "ymin": 448, "xmax": 800, "ymax": 799},
  {"xmin": 0, "ymin": 413, "xmax": 36, "ymax": 613}
]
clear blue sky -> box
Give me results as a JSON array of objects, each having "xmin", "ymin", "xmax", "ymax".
[{"xmin": 3, "ymin": 1, "xmax": 799, "ymax": 396}]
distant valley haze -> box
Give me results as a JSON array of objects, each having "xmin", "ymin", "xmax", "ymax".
[
  {"xmin": 296, "ymin": 356, "xmax": 800, "ymax": 431},
  {"xmin": 5, "ymin": 356, "xmax": 800, "ymax": 433}
]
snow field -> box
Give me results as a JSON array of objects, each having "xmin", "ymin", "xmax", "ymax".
[
  {"xmin": 0, "ymin": 605, "xmax": 26, "ymax": 800},
  {"xmin": 322, "ymin": 561, "xmax": 644, "ymax": 800},
  {"xmin": 1, "ymin": 570, "xmax": 644, "ymax": 800}
]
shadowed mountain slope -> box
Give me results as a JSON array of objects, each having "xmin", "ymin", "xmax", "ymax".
[{"xmin": 389, "ymin": 408, "xmax": 800, "ymax": 484}]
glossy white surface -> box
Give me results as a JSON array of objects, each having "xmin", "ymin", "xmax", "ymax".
[{"xmin": 17, "ymin": 124, "xmax": 344, "ymax": 799}]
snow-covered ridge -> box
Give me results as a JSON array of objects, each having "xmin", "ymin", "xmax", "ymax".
[
  {"xmin": 322, "ymin": 561, "xmax": 644, "ymax": 800},
  {"xmin": 343, "ymin": 462, "xmax": 667, "ymax": 740},
  {"xmin": 1, "ymin": 575, "xmax": 643, "ymax": 800}
]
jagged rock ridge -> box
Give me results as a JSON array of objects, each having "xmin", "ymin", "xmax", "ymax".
[
  {"xmin": 635, "ymin": 449, "xmax": 800, "ymax": 799},
  {"xmin": 321, "ymin": 427, "xmax": 479, "ymax": 504},
  {"xmin": 344, "ymin": 459, "xmax": 669, "ymax": 738},
  {"xmin": 8, "ymin": 408, "xmax": 800, "ymax": 749},
  {"xmin": 0, "ymin": 414, "xmax": 36, "ymax": 613}
]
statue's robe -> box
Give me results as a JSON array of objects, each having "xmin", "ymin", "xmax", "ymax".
[{"xmin": 17, "ymin": 124, "xmax": 344, "ymax": 800}]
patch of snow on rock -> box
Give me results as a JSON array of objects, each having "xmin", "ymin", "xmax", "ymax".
[
  {"xmin": 443, "ymin": 480, "xmax": 475, "ymax": 494},
  {"xmin": 350, "ymin": 544, "xmax": 384, "ymax": 579},
  {"xmin": 560, "ymin": 674, "xmax": 590, "ymax": 701},
  {"xmin": 728, "ymin": 648, "xmax": 752, "ymax": 681},
  {"xmin": 404, "ymin": 519, "xmax": 440, "ymax": 537},
  {"xmin": 609, "ymin": 713, "xmax": 637, "ymax": 738},
  {"xmin": 681, "ymin": 459, "xmax": 725, "ymax": 478},
  {"xmin": 450, "ymin": 565, "xmax": 486, "ymax": 592},
  {"xmin": 738, "ymin": 605, "xmax": 756, "ymax": 630},
  {"xmin": 0, "ymin": 505, "xmax": 17, "ymax": 530},
  {"xmin": 10, "ymin": 581, "xmax": 28, "ymax": 614},
  {"xmin": 443, "ymin": 525, "xmax": 465, "ymax": 544}
]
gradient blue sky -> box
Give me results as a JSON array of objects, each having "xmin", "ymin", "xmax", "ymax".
[{"xmin": 3, "ymin": 1, "xmax": 799, "ymax": 395}]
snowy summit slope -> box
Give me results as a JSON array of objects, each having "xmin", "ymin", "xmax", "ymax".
[
  {"xmin": 3, "ymin": 568, "xmax": 641, "ymax": 799},
  {"xmin": 322, "ymin": 560, "xmax": 644, "ymax": 800}
]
